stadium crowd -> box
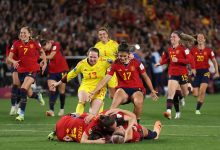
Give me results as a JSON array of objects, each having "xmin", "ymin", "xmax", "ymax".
[{"xmin": 0, "ymin": 0, "xmax": 220, "ymax": 93}]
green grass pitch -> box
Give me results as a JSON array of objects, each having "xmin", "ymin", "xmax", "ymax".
[{"xmin": 0, "ymin": 94, "xmax": 220, "ymax": 150}]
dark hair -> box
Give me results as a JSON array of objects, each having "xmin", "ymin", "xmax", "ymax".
[
  {"xmin": 98, "ymin": 115, "xmax": 115, "ymax": 129},
  {"xmin": 40, "ymin": 39, "xmax": 48, "ymax": 46},
  {"xmin": 87, "ymin": 47, "xmax": 100, "ymax": 57},
  {"xmin": 118, "ymin": 41, "xmax": 130, "ymax": 53},
  {"xmin": 88, "ymin": 130, "xmax": 104, "ymax": 140}
]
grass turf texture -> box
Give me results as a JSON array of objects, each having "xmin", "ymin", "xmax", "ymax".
[{"xmin": 0, "ymin": 94, "xmax": 220, "ymax": 150}]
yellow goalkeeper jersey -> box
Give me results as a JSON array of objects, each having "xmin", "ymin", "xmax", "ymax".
[
  {"xmin": 95, "ymin": 39, "xmax": 118, "ymax": 61},
  {"xmin": 67, "ymin": 58, "xmax": 110, "ymax": 89}
]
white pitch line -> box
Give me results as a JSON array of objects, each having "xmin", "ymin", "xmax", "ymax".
[{"xmin": 1, "ymin": 124, "xmax": 220, "ymax": 128}]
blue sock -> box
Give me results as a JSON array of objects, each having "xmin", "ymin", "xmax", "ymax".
[
  {"xmin": 11, "ymin": 85, "xmax": 18, "ymax": 106},
  {"xmin": 144, "ymin": 130, "xmax": 157, "ymax": 140},
  {"xmin": 49, "ymin": 91, "xmax": 57, "ymax": 111},
  {"xmin": 20, "ymin": 88, "xmax": 27, "ymax": 113},
  {"xmin": 60, "ymin": 94, "xmax": 65, "ymax": 109}
]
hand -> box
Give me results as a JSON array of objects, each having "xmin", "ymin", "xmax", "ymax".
[
  {"xmin": 39, "ymin": 60, "xmax": 44, "ymax": 67},
  {"xmin": 13, "ymin": 60, "xmax": 20, "ymax": 69},
  {"xmin": 154, "ymin": 63, "xmax": 160, "ymax": 67},
  {"xmin": 213, "ymin": 72, "xmax": 220, "ymax": 78},
  {"xmin": 50, "ymin": 81, "xmax": 60, "ymax": 89},
  {"xmin": 191, "ymin": 69, "xmax": 196, "ymax": 76},
  {"xmin": 88, "ymin": 91, "xmax": 95, "ymax": 102},
  {"xmin": 41, "ymin": 63, "xmax": 47, "ymax": 75},
  {"xmin": 84, "ymin": 113, "xmax": 95, "ymax": 124},
  {"xmin": 95, "ymin": 138, "xmax": 106, "ymax": 144},
  {"xmin": 150, "ymin": 90, "xmax": 158, "ymax": 101},
  {"xmin": 171, "ymin": 57, "xmax": 178, "ymax": 62}
]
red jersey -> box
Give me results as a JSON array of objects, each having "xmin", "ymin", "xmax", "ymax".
[
  {"xmin": 160, "ymin": 45, "xmax": 194, "ymax": 75},
  {"xmin": 108, "ymin": 58, "xmax": 146, "ymax": 89},
  {"xmin": 47, "ymin": 42, "xmax": 69, "ymax": 73},
  {"xmin": 10, "ymin": 40, "xmax": 41, "ymax": 73},
  {"xmin": 190, "ymin": 46, "xmax": 215, "ymax": 69},
  {"xmin": 55, "ymin": 114, "xmax": 88, "ymax": 142}
]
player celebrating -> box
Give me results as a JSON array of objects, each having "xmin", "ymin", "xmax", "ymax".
[
  {"xmin": 40, "ymin": 39, "xmax": 69, "ymax": 116},
  {"xmin": 7, "ymin": 26, "xmax": 47, "ymax": 121},
  {"xmin": 191, "ymin": 33, "xmax": 219, "ymax": 114},
  {"xmin": 51, "ymin": 47, "xmax": 110, "ymax": 118},
  {"xmin": 95, "ymin": 27, "xmax": 119, "ymax": 99},
  {"xmin": 90, "ymin": 41, "xmax": 158, "ymax": 123},
  {"xmin": 155, "ymin": 31, "xmax": 195, "ymax": 119}
]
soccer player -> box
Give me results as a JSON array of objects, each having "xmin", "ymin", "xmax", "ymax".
[
  {"xmin": 190, "ymin": 33, "xmax": 219, "ymax": 114},
  {"xmin": 155, "ymin": 31, "xmax": 195, "ymax": 119},
  {"xmin": 95, "ymin": 27, "xmax": 119, "ymax": 99},
  {"xmin": 90, "ymin": 41, "xmax": 158, "ymax": 123},
  {"xmin": 40, "ymin": 39, "xmax": 69, "ymax": 116},
  {"xmin": 5, "ymin": 37, "xmax": 21, "ymax": 115},
  {"xmin": 7, "ymin": 26, "xmax": 47, "ymax": 121},
  {"xmin": 51, "ymin": 47, "xmax": 110, "ymax": 118}
]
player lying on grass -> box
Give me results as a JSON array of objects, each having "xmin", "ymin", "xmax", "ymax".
[{"xmin": 47, "ymin": 108, "xmax": 162, "ymax": 144}]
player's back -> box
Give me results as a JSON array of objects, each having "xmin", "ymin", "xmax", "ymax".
[{"xmin": 55, "ymin": 114, "xmax": 87, "ymax": 142}]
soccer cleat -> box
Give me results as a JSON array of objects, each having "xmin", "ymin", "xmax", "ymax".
[
  {"xmin": 15, "ymin": 115, "xmax": 24, "ymax": 121},
  {"xmin": 195, "ymin": 110, "xmax": 201, "ymax": 115},
  {"xmin": 58, "ymin": 109, "xmax": 64, "ymax": 116},
  {"xmin": 154, "ymin": 120, "xmax": 162, "ymax": 140},
  {"xmin": 180, "ymin": 98, "xmax": 185, "ymax": 107},
  {"xmin": 37, "ymin": 92, "xmax": 45, "ymax": 106},
  {"xmin": 46, "ymin": 110, "xmax": 55, "ymax": 117},
  {"xmin": 174, "ymin": 112, "xmax": 181, "ymax": 119},
  {"xmin": 48, "ymin": 131, "xmax": 56, "ymax": 140},
  {"xmin": 9, "ymin": 106, "xmax": 17, "ymax": 116},
  {"xmin": 163, "ymin": 111, "xmax": 172, "ymax": 119}
]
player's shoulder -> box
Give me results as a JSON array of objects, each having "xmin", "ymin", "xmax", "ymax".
[
  {"xmin": 109, "ymin": 39, "xmax": 118, "ymax": 45},
  {"xmin": 95, "ymin": 41, "xmax": 102, "ymax": 47}
]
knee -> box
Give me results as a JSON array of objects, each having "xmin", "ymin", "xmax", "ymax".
[{"xmin": 133, "ymin": 98, "xmax": 144, "ymax": 107}]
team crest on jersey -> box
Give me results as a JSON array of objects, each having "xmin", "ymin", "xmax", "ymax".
[
  {"xmin": 204, "ymin": 52, "xmax": 207, "ymax": 55},
  {"xmin": 176, "ymin": 50, "xmax": 179, "ymax": 54},
  {"xmin": 30, "ymin": 44, "xmax": 34, "ymax": 48},
  {"xmin": 19, "ymin": 45, "xmax": 23, "ymax": 48},
  {"xmin": 130, "ymin": 66, "xmax": 135, "ymax": 71}
]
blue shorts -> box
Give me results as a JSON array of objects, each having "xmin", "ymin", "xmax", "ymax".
[
  {"xmin": 10, "ymin": 67, "xmax": 17, "ymax": 73},
  {"xmin": 192, "ymin": 69, "xmax": 210, "ymax": 87},
  {"xmin": 48, "ymin": 72, "xmax": 67, "ymax": 82},
  {"xmin": 119, "ymin": 87, "xmax": 145, "ymax": 105},
  {"xmin": 169, "ymin": 75, "xmax": 188, "ymax": 85},
  {"xmin": 18, "ymin": 72, "xmax": 38, "ymax": 83}
]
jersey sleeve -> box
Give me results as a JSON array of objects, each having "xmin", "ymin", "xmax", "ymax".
[
  {"xmin": 137, "ymin": 61, "xmax": 146, "ymax": 74},
  {"xmin": 66, "ymin": 61, "xmax": 82, "ymax": 82},
  {"xmin": 107, "ymin": 63, "xmax": 116, "ymax": 76},
  {"xmin": 34, "ymin": 41, "xmax": 42, "ymax": 51},
  {"xmin": 209, "ymin": 49, "xmax": 215, "ymax": 60},
  {"xmin": 182, "ymin": 48, "xmax": 195, "ymax": 68},
  {"xmin": 160, "ymin": 52, "xmax": 169, "ymax": 65},
  {"xmin": 10, "ymin": 42, "xmax": 18, "ymax": 55}
]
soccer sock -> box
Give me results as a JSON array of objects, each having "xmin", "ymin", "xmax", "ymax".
[
  {"xmin": 196, "ymin": 101, "xmax": 203, "ymax": 110},
  {"xmin": 49, "ymin": 91, "xmax": 57, "ymax": 111},
  {"xmin": 16, "ymin": 88, "xmax": 21, "ymax": 104},
  {"xmin": 11, "ymin": 85, "xmax": 18, "ymax": 106},
  {"xmin": 144, "ymin": 129, "xmax": 157, "ymax": 140},
  {"xmin": 76, "ymin": 102, "xmax": 85, "ymax": 114},
  {"xmin": 99, "ymin": 103, "xmax": 104, "ymax": 113},
  {"xmin": 60, "ymin": 94, "xmax": 65, "ymax": 109},
  {"xmin": 166, "ymin": 99, "xmax": 173, "ymax": 110},
  {"xmin": 30, "ymin": 92, "xmax": 38, "ymax": 99},
  {"xmin": 19, "ymin": 88, "xmax": 27, "ymax": 115},
  {"xmin": 173, "ymin": 93, "xmax": 180, "ymax": 112}
]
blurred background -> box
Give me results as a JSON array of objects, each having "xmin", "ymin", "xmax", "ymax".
[{"xmin": 0, "ymin": 0, "xmax": 220, "ymax": 98}]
